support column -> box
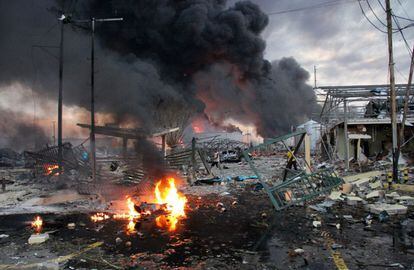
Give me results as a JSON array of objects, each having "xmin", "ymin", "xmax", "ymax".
[
  {"xmin": 344, "ymin": 99, "xmax": 349, "ymax": 170},
  {"xmin": 305, "ymin": 134, "xmax": 311, "ymax": 173},
  {"xmin": 356, "ymin": 138, "xmax": 361, "ymax": 162}
]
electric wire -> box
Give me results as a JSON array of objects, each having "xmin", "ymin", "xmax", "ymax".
[
  {"xmin": 395, "ymin": 64, "xmax": 408, "ymax": 81},
  {"xmin": 358, "ymin": 0, "xmax": 388, "ymax": 33},
  {"xmin": 396, "ymin": 0, "xmax": 411, "ymax": 21},
  {"xmin": 393, "ymin": 14, "xmax": 414, "ymax": 23},
  {"xmin": 267, "ymin": 0, "xmax": 356, "ymax": 16},
  {"xmin": 374, "ymin": 0, "xmax": 412, "ymax": 57},
  {"xmin": 366, "ymin": 0, "xmax": 387, "ymax": 27}
]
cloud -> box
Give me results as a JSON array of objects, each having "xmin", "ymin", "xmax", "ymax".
[{"xmin": 258, "ymin": 0, "xmax": 414, "ymax": 85}]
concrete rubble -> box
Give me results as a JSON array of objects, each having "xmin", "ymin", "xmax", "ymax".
[
  {"xmin": 28, "ymin": 233, "xmax": 49, "ymax": 245},
  {"xmin": 366, "ymin": 203, "xmax": 408, "ymax": 215}
]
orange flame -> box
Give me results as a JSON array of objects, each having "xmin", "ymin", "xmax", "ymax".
[
  {"xmin": 155, "ymin": 177, "xmax": 187, "ymax": 231},
  {"xmin": 45, "ymin": 164, "xmax": 59, "ymax": 176},
  {"xmin": 113, "ymin": 197, "xmax": 141, "ymax": 234},
  {"xmin": 191, "ymin": 118, "xmax": 205, "ymax": 134},
  {"xmin": 31, "ymin": 216, "xmax": 43, "ymax": 232},
  {"xmin": 193, "ymin": 125, "xmax": 202, "ymax": 133},
  {"xmin": 91, "ymin": 213, "xmax": 110, "ymax": 222}
]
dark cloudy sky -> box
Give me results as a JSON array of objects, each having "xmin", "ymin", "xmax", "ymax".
[
  {"xmin": 0, "ymin": 0, "xmax": 413, "ymax": 148},
  {"xmin": 232, "ymin": 0, "xmax": 414, "ymax": 86}
]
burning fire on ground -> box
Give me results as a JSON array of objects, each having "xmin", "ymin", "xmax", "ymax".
[
  {"xmin": 110, "ymin": 197, "xmax": 142, "ymax": 234},
  {"xmin": 125, "ymin": 197, "xmax": 141, "ymax": 234},
  {"xmin": 31, "ymin": 216, "xmax": 43, "ymax": 233},
  {"xmin": 91, "ymin": 212, "xmax": 110, "ymax": 222},
  {"xmin": 89, "ymin": 176, "xmax": 187, "ymax": 233},
  {"xmin": 155, "ymin": 177, "xmax": 187, "ymax": 231},
  {"xmin": 44, "ymin": 164, "xmax": 60, "ymax": 176}
]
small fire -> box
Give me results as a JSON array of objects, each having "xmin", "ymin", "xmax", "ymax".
[
  {"xmin": 127, "ymin": 219, "xmax": 136, "ymax": 233},
  {"xmin": 91, "ymin": 213, "xmax": 110, "ymax": 222},
  {"xmin": 31, "ymin": 216, "xmax": 43, "ymax": 232},
  {"xmin": 193, "ymin": 125, "xmax": 202, "ymax": 133},
  {"xmin": 191, "ymin": 118, "xmax": 205, "ymax": 134},
  {"xmin": 45, "ymin": 164, "xmax": 60, "ymax": 176},
  {"xmin": 155, "ymin": 177, "xmax": 187, "ymax": 231},
  {"xmin": 113, "ymin": 197, "xmax": 141, "ymax": 234}
]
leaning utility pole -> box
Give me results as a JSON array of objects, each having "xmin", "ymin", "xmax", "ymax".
[
  {"xmin": 386, "ymin": 0, "xmax": 399, "ymax": 182},
  {"xmin": 398, "ymin": 44, "xmax": 414, "ymax": 157}
]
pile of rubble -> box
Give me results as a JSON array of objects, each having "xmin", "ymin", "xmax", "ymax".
[{"xmin": 326, "ymin": 170, "xmax": 413, "ymax": 216}]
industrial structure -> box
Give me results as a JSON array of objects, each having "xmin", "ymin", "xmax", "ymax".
[{"xmin": 318, "ymin": 84, "xmax": 414, "ymax": 169}]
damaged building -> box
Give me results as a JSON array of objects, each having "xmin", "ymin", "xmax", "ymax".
[{"xmin": 319, "ymin": 84, "xmax": 414, "ymax": 167}]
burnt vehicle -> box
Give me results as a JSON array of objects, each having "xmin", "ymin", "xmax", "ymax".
[{"xmin": 220, "ymin": 150, "xmax": 242, "ymax": 163}]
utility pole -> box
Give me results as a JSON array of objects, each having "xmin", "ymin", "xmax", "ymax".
[
  {"xmin": 90, "ymin": 18, "xmax": 96, "ymax": 182},
  {"xmin": 72, "ymin": 17, "xmax": 122, "ymax": 182},
  {"xmin": 398, "ymin": 43, "xmax": 414, "ymax": 155},
  {"xmin": 57, "ymin": 15, "xmax": 66, "ymax": 173},
  {"xmin": 386, "ymin": 0, "xmax": 399, "ymax": 182},
  {"xmin": 314, "ymin": 65, "xmax": 317, "ymax": 88},
  {"xmin": 63, "ymin": 16, "xmax": 122, "ymax": 181},
  {"xmin": 343, "ymin": 99, "xmax": 349, "ymax": 170},
  {"xmin": 90, "ymin": 17, "xmax": 123, "ymax": 182}
]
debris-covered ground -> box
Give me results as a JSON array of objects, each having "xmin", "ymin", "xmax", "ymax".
[{"xmin": 0, "ymin": 155, "xmax": 414, "ymax": 269}]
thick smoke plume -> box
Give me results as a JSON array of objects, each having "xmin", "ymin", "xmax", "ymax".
[
  {"xmin": 0, "ymin": 0, "xmax": 318, "ymax": 144},
  {"xmin": 0, "ymin": 109, "xmax": 49, "ymax": 151}
]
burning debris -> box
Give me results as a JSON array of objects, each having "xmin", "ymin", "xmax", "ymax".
[
  {"xmin": 44, "ymin": 164, "xmax": 60, "ymax": 176},
  {"xmin": 90, "ymin": 212, "xmax": 110, "ymax": 222},
  {"xmin": 155, "ymin": 177, "xmax": 188, "ymax": 232},
  {"xmin": 31, "ymin": 215, "xmax": 43, "ymax": 233},
  {"xmin": 90, "ymin": 176, "xmax": 188, "ymax": 234}
]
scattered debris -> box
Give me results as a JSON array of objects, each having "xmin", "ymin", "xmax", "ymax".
[
  {"xmin": 28, "ymin": 233, "xmax": 49, "ymax": 245},
  {"xmin": 367, "ymin": 203, "xmax": 408, "ymax": 215},
  {"xmin": 312, "ymin": 221, "xmax": 322, "ymax": 228},
  {"xmin": 346, "ymin": 196, "xmax": 364, "ymax": 206},
  {"xmin": 293, "ymin": 248, "xmax": 305, "ymax": 255}
]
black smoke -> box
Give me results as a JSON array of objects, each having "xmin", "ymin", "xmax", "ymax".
[
  {"xmin": 0, "ymin": 109, "xmax": 49, "ymax": 151},
  {"xmin": 0, "ymin": 0, "xmax": 318, "ymax": 141}
]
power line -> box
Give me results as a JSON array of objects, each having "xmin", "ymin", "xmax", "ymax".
[
  {"xmin": 381, "ymin": 0, "xmax": 413, "ymax": 58},
  {"xmin": 395, "ymin": 64, "xmax": 408, "ymax": 81},
  {"xmin": 366, "ymin": 0, "xmax": 387, "ymax": 27},
  {"xmin": 360, "ymin": 0, "xmax": 413, "ymax": 58},
  {"xmin": 358, "ymin": 0, "xmax": 388, "ymax": 33},
  {"xmin": 393, "ymin": 17, "xmax": 412, "ymax": 50},
  {"xmin": 393, "ymin": 14, "xmax": 414, "ymax": 23},
  {"xmin": 267, "ymin": 0, "xmax": 356, "ymax": 16},
  {"xmin": 396, "ymin": 0, "xmax": 411, "ymax": 20},
  {"xmin": 393, "ymin": 17, "xmax": 413, "ymax": 58},
  {"xmin": 376, "ymin": 0, "xmax": 413, "ymax": 22}
]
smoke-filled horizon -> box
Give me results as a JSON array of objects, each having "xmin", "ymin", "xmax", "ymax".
[{"xmin": 0, "ymin": 0, "xmax": 318, "ymax": 151}]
